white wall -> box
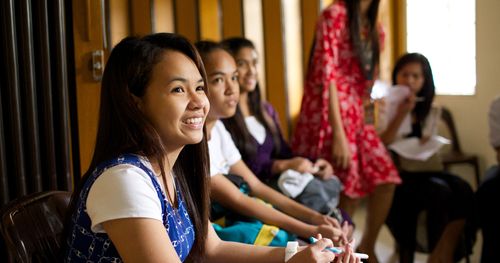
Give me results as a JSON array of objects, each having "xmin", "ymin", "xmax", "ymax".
[{"xmin": 434, "ymin": 0, "xmax": 500, "ymax": 184}]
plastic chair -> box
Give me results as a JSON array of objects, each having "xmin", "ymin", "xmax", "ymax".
[
  {"xmin": 0, "ymin": 191, "xmax": 71, "ymax": 262},
  {"xmin": 440, "ymin": 107, "xmax": 481, "ymax": 187}
]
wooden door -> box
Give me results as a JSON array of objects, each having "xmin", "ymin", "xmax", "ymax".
[{"xmin": 72, "ymin": 0, "xmax": 106, "ymax": 174}]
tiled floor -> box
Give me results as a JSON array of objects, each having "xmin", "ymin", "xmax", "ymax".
[{"xmin": 351, "ymin": 201, "xmax": 482, "ymax": 263}]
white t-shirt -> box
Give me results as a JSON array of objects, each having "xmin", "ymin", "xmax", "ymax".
[
  {"xmin": 86, "ymin": 157, "xmax": 163, "ymax": 233},
  {"xmin": 208, "ymin": 120, "xmax": 242, "ymax": 176},
  {"xmin": 245, "ymin": 116, "xmax": 266, "ymax": 145}
]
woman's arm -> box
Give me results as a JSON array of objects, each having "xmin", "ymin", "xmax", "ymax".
[
  {"xmin": 205, "ymin": 222, "xmax": 338, "ymax": 263},
  {"xmin": 328, "ymin": 83, "xmax": 351, "ymax": 169},
  {"xmin": 102, "ymin": 218, "xmax": 181, "ymax": 263},
  {"xmin": 379, "ymin": 94, "xmax": 416, "ymax": 144},
  {"xmin": 101, "ymin": 210, "xmax": 344, "ymax": 263},
  {"xmin": 211, "ymin": 174, "xmax": 316, "ymax": 238},
  {"xmin": 271, "ymin": 157, "xmax": 314, "ymax": 174},
  {"xmin": 229, "ymin": 161, "xmax": 341, "ymax": 234}
]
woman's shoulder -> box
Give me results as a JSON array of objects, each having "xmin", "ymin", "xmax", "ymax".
[
  {"xmin": 262, "ymin": 101, "xmax": 276, "ymax": 113},
  {"xmin": 262, "ymin": 102, "xmax": 281, "ymax": 121}
]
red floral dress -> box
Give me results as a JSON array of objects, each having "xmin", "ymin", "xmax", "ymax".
[{"xmin": 291, "ymin": 1, "xmax": 400, "ymax": 198}]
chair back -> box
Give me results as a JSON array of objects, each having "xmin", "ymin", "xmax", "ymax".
[
  {"xmin": 1, "ymin": 191, "xmax": 71, "ymax": 262},
  {"xmin": 440, "ymin": 106, "xmax": 463, "ymax": 154}
]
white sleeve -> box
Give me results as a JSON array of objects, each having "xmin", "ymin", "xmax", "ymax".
[
  {"xmin": 216, "ymin": 121, "xmax": 241, "ymax": 167},
  {"xmin": 86, "ymin": 164, "xmax": 163, "ymax": 233},
  {"xmin": 208, "ymin": 121, "xmax": 242, "ymax": 176},
  {"xmin": 423, "ymin": 106, "xmax": 441, "ymax": 137}
]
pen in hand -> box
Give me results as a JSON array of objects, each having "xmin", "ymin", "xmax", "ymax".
[{"xmin": 309, "ymin": 237, "xmax": 369, "ymax": 259}]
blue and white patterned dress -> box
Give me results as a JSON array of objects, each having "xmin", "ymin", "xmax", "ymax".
[{"xmin": 64, "ymin": 154, "xmax": 195, "ymax": 262}]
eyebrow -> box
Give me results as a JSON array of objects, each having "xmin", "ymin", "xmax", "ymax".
[
  {"xmin": 208, "ymin": 71, "xmax": 225, "ymax": 77},
  {"xmin": 168, "ymin": 77, "xmax": 204, "ymax": 84}
]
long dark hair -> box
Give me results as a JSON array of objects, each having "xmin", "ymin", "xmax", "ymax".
[
  {"xmin": 346, "ymin": 0, "xmax": 380, "ymax": 80},
  {"xmin": 392, "ymin": 52, "xmax": 435, "ymax": 126},
  {"xmin": 68, "ymin": 33, "xmax": 209, "ymax": 262},
  {"xmin": 218, "ymin": 37, "xmax": 281, "ymax": 159}
]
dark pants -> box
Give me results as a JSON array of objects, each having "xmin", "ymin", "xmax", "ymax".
[
  {"xmin": 477, "ymin": 166, "xmax": 500, "ymax": 263},
  {"xmin": 386, "ymin": 170, "xmax": 476, "ymax": 262}
]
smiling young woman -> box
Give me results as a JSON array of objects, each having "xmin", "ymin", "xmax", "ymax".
[{"xmin": 63, "ymin": 33, "xmax": 346, "ymax": 263}]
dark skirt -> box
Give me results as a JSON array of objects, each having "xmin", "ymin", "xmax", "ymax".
[{"xmin": 386, "ymin": 170, "xmax": 477, "ymax": 262}]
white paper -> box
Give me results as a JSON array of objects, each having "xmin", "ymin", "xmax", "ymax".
[
  {"xmin": 389, "ymin": 135, "xmax": 450, "ymax": 161},
  {"xmin": 377, "ymin": 85, "xmax": 412, "ymax": 135}
]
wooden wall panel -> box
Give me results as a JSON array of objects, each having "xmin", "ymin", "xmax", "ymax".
[
  {"xmin": 72, "ymin": 0, "xmax": 104, "ymax": 174},
  {"xmin": 221, "ymin": 0, "xmax": 243, "ymax": 38},
  {"xmin": 174, "ymin": 0, "xmax": 199, "ymax": 42},
  {"xmin": 283, "ymin": 0, "xmax": 304, "ymax": 130},
  {"xmin": 108, "ymin": 0, "xmax": 131, "ymax": 48},
  {"xmin": 301, "ymin": 0, "xmax": 321, "ymax": 72},
  {"xmin": 130, "ymin": 0, "xmax": 153, "ymax": 35},
  {"xmin": 242, "ymin": 0, "xmax": 266, "ymax": 97},
  {"xmin": 262, "ymin": 0, "xmax": 289, "ymax": 138},
  {"xmin": 153, "ymin": 0, "xmax": 175, "ymax": 33},
  {"xmin": 199, "ymin": 0, "xmax": 221, "ymax": 41}
]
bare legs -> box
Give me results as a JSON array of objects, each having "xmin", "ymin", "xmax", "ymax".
[
  {"xmin": 427, "ymin": 219, "xmax": 465, "ymax": 263},
  {"xmin": 340, "ymin": 183, "xmax": 396, "ymax": 263}
]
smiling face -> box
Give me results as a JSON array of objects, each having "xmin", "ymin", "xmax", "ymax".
[
  {"xmin": 234, "ymin": 47, "xmax": 258, "ymax": 93},
  {"xmin": 138, "ymin": 50, "xmax": 209, "ymax": 150},
  {"xmin": 204, "ymin": 49, "xmax": 240, "ymax": 120},
  {"xmin": 395, "ymin": 62, "xmax": 425, "ymax": 95}
]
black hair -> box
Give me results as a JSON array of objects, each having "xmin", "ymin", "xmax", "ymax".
[
  {"xmin": 392, "ymin": 52, "xmax": 435, "ymax": 127},
  {"xmin": 219, "ymin": 37, "xmax": 281, "ymax": 159},
  {"xmin": 346, "ymin": 0, "xmax": 380, "ymax": 80}
]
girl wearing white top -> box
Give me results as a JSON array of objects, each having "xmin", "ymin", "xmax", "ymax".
[
  {"xmin": 379, "ymin": 53, "xmax": 475, "ymax": 263},
  {"xmin": 196, "ymin": 40, "xmax": 361, "ymax": 263}
]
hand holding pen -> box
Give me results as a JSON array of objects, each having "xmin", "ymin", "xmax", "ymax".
[{"xmin": 310, "ymin": 236, "xmax": 367, "ymax": 261}]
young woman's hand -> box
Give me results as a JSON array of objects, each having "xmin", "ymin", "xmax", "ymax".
[
  {"xmin": 311, "ymin": 213, "xmax": 340, "ymax": 229},
  {"xmin": 334, "ymin": 241, "xmax": 361, "ymax": 263},
  {"xmin": 314, "ymin": 224, "xmax": 344, "ymax": 243},
  {"xmin": 332, "ymin": 131, "xmax": 351, "ymax": 170},
  {"xmin": 313, "ymin": 159, "xmax": 335, "ymax": 180},
  {"xmin": 287, "ymin": 238, "xmax": 336, "ymax": 263},
  {"xmin": 419, "ymin": 135, "xmax": 431, "ymax": 145},
  {"xmin": 398, "ymin": 94, "xmax": 417, "ymax": 115},
  {"xmin": 284, "ymin": 157, "xmax": 315, "ymax": 173}
]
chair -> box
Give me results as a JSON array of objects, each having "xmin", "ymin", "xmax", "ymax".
[
  {"xmin": 0, "ymin": 191, "xmax": 71, "ymax": 263},
  {"xmin": 440, "ymin": 107, "xmax": 481, "ymax": 187}
]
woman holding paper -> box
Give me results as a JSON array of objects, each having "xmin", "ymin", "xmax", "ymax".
[{"xmin": 380, "ymin": 53, "xmax": 476, "ymax": 263}]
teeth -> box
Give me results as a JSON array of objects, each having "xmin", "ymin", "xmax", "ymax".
[{"xmin": 184, "ymin": 117, "xmax": 203, "ymax": 124}]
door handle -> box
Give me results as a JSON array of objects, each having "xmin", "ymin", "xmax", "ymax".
[{"xmin": 92, "ymin": 50, "xmax": 104, "ymax": 81}]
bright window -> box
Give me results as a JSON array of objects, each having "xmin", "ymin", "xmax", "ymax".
[{"xmin": 406, "ymin": 0, "xmax": 476, "ymax": 95}]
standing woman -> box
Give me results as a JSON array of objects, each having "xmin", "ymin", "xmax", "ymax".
[
  {"xmin": 291, "ymin": 0, "xmax": 400, "ymax": 261},
  {"xmin": 63, "ymin": 33, "xmax": 341, "ymax": 263}
]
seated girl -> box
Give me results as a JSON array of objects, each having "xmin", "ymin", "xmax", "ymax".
[
  {"xmin": 378, "ymin": 53, "xmax": 476, "ymax": 263},
  {"xmin": 195, "ymin": 40, "xmax": 356, "ymax": 247},
  {"xmin": 220, "ymin": 37, "xmax": 345, "ymax": 219},
  {"xmin": 63, "ymin": 33, "xmax": 354, "ymax": 263}
]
